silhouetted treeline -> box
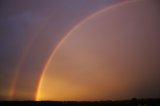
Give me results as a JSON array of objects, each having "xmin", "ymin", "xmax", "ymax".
[{"xmin": 0, "ymin": 98, "xmax": 160, "ymax": 106}]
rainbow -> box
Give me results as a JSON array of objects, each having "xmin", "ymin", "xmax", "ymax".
[
  {"xmin": 35, "ymin": 0, "xmax": 142, "ymax": 100},
  {"xmin": 9, "ymin": 14, "xmax": 53, "ymax": 100}
]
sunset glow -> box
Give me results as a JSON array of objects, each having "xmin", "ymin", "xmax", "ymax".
[
  {"xmin": 0, "ymin": 0, "xmax": 160, "ymax": 101},
  {"xmin": 36, "ymin": 0, "xmax": 160, "ymax": 101}
]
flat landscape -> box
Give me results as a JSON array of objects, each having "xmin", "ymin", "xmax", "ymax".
[{"xmin": 0, "ymin": 99, "xmax": 160, "ymax": 106}]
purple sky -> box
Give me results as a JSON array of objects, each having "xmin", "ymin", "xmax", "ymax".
[{"xmin": 0, "ymin": 0, "xmax": 160, "ymax": 100}]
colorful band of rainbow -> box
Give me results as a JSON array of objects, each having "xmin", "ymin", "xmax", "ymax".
[{"xmin": 35, "ymin": 0, "xmax": 141, "ymax": 101}]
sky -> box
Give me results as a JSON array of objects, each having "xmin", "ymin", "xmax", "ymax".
[{"xmin": 0, "ymin": 0, "xmax": 160, "ymax": 101}]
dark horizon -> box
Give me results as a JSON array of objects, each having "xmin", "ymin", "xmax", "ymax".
[{"xmin": 1, "ymin": 98, "xmax": 160, "ymax": 106}]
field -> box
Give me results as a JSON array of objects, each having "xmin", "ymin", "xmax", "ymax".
[{"xmin": 0, "ymin": 99, "xmax": 160, "ymax": 106}]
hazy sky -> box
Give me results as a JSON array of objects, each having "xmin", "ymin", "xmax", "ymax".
[
  {"xmin": 0, "ymin": 0, "xmax": 160, "ymax": 101},
  {"xmin": 37, "ymin": 0, "xmax": 160, "ymax": 101}
]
